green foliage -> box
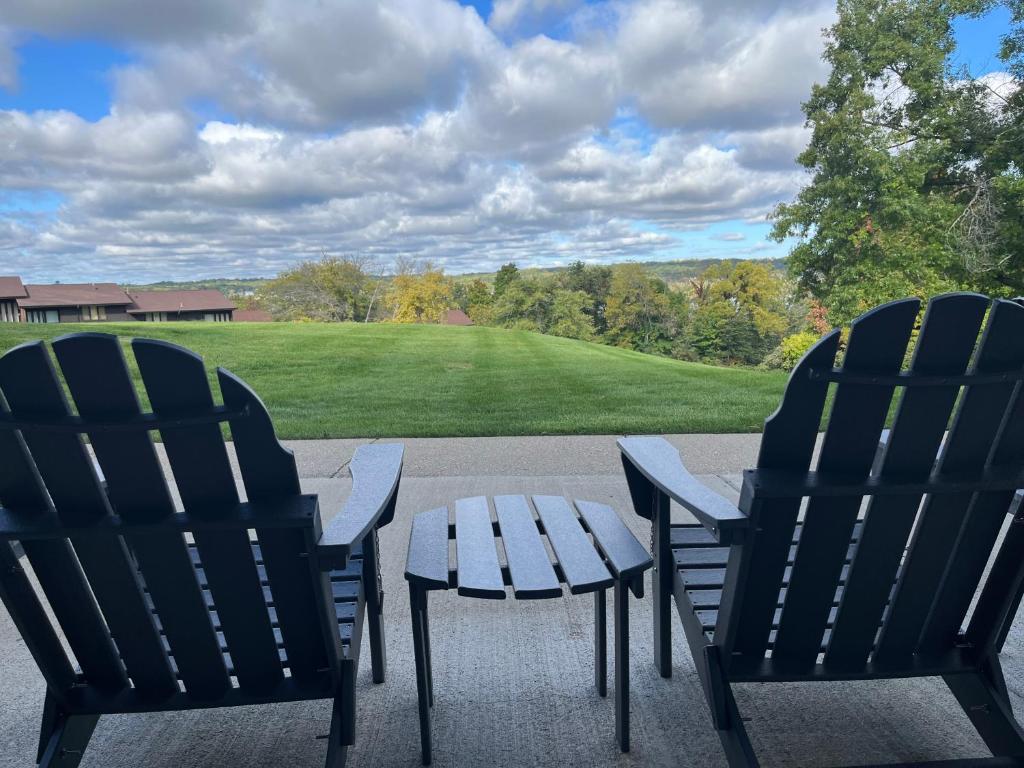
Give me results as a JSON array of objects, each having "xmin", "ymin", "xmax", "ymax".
[
  {"xmin": 493, "ymin": 263, "xmax": 521, "ymax": 297},
  {"xmin": 548, "ymin": 290, "xmax": 597, "ymax": 340},
  {"xmin": 251, "ymin": 256, "xmax": 802, "ymax": 368},
  {"xmin": 558, "ymin": 260, "xmax": 613, "ymax": 333},
  {"xmin": 763, "ymin": 331, "xmax": 822, "ymax": 370},
  {"xmin": 771, "ymin": 0, "xmax": 1024, "ymax": 324},
  {"xmin": 688, "ymin": 301, "xmax": 766, "ymax": 365},
  {"xmin": 604, "ymin": 264, "xmax": 679, "ymax": 354},
  {"xmin": 256, "ymin": 256, "xmax": 375, "ymax": 321},
  {"xmin": 490, "ymin": 277, "xmax": 555, "ymax": 332}
]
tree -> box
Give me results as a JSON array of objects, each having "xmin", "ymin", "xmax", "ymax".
[
  {"xmin": 770, "ymin": 0, "xmax": 1024, "ymax": 324},
  {"xmin": 548, "ymin": 290, "xmax": 596, "ymax": 340},
  {"xmin": 491, "ymin": 276, "xmax": 553, "ymax": 331},
  {"xmin": 257, "ymin": 255, "xmax": 372, "ymax": 321},
  {"xmin": 603, "ymin": 264, "xmax": 678, "ymax": 354},
  {"xmin": 688, "ymin": 301, "xmax": 765, "ymax": 365},
  {"xmin": 701, "ymin": 260, "xmax": 789, "ymax": 337},
  {"xmin": 493, "ymin": 262, "xmax": 520, "ymax": 297},
  {"xmin": 559, "ymin": 260, "xmax": 613, "ymax": 333},
  {"xmin": 387, "ymin": 266, "xmax": 455, "ymax": 323}
]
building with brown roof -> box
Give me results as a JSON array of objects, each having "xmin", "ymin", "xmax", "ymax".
[
  {"xmin": 0, "ymin": 277, "xmax": 238, "ymax": 323},
  {"xmin": 19, "ymin": 283, "xmax": 134, "ymax": 323},
  {"xmin": 0, "ymin": 276, "xmax": 27, "ymax": 323},
  {"xmin": 442, "ymin": 308, "xmax": 474, "ymax": 326},
  {"xmin": 127, "ymin": 290, "xmax": 235, "ymax": 322}
]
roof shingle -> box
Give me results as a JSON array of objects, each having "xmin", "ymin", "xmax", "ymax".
[
  {"xmin": 127, "ymin": 289, "xmax": 236, "ymax": 314},
  {"xmin": 20, "ymin": 283, "xmax": 131, "ymax": 308},
  {"xmin": 0, "ymin": 276, "xmax": 27, "ymax": 300}
]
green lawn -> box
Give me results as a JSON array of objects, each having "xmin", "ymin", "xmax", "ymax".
[{"xmin": 0, "ymin": 322, "xmax": 788, "ymax": 438}]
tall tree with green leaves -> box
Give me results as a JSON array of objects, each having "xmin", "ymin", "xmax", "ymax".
[
  {"xmin": 493, "ymin": 262, "xmax": 521, "ymax": 297},
  {"xmin": 604, "ymin": 264, "xmax": 678, "ymax": 354},
  {"xmin": 771, "ymin": 0, "xmax": 1024, "ymax": 324}
]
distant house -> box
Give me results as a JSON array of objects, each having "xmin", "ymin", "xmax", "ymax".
[
  {"xmin": 20, "ymin": 283, "xmax": 134, "ymax": 323},
  {"xmin": 0, "ymin": 276, "xmax": 27, "ymax": 323},
  {"xmin": 442, "ymin": 309, "xmax": 473, "ymax": 326},
  {"xmin": 127, "ymin": 290, "xmax": 235, "ymax": 322},
  {"xmin": 233, "ymin": 309, "xmax": 274, "ymax": 322},
  {"xmin": 0, "ymin": 276, "xmax": 237, "ymax": 322}
]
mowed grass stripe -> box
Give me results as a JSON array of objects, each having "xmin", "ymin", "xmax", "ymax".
[{"xmin": 0, "ymin": 322, "xmax": 788, "ymax": 438}]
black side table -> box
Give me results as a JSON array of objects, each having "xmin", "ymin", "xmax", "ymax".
[{"xmin": 404, "ymin": 494, "xmax": 653, "ymax": 765}]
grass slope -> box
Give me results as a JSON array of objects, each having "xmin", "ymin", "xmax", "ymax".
[{"xmin": 0, "ymin": 323, "xmax": 787, "ymax": 438}]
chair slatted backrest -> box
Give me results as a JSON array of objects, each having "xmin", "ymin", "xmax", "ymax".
[
  {"xmin": 722, "ymin": 295, "xmax": 1024, "ymax": 674},
  {"xmin": 0, "ymin": 333, "xmax": 335, "ymax": 705}
]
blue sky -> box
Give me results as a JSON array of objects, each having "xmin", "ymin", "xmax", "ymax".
[{"xmin": 0, "ymin": 0, "xmax": 1015, "ymax": 282}]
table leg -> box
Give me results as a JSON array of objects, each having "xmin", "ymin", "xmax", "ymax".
[
  {"xmin": 614, "ymin": 579, "xmax": 630, "ymax": 753},
  {"xmin": 410, "ymin": 585, "xmax": 433, "ymax": 765},
  {"xmin": 594, "ymin": 589, "xmax": 607, "ymax": 697}
]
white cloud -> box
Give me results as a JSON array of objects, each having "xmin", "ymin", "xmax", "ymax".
[
  {"xmin": 114, "ymin": 0, "xmax": 499, "ymax": 129},
  {"xmin": 0, "ymin": 0, "xmax": 836, "ymax": 280},
  {"xmin": 616, "ymin": 0, "xmax": 833, "ymax": 130}
]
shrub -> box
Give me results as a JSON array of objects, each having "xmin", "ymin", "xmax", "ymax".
[{"xmin": 766, "ymin": 331, "xmax": 821, "ymax": 370}]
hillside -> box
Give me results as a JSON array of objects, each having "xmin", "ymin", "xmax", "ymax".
[
  {"xmin": 121, "ymin": 257, "xmax": 787, "ymax": 294},
  {"xmin": 452, "ymin": 257, "xmax": 788, "ymax": 285},
  {"xmin": 0, "ymin": 323, "xmax": 787, "ymax": 438}
]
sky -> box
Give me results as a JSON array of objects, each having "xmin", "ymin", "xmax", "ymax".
[{"xmin": 0, "ymin": 0, "xmax": 1013, "ymax": 282}]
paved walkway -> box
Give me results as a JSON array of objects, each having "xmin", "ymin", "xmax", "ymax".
[{"xmin": 0, "ymin": 435, "xmax": 1017, "ymax": 767}]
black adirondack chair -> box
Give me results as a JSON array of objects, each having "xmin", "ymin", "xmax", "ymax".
[
  {"xmin": 620, "ymin": 294, "xmax": 1024, "ymax": 767},
  {"xmin": 0, "ymin": 333, "xmax": 404, "ymax": 768}
]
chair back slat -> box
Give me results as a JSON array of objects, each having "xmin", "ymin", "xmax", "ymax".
[
  {"xmin": 825, "ymin": 293, "xmax": 988, "ymax": 668},
  {"xmin": 0, "ymin": 540, "xmax": 76, "ymax": 694},
  {"xmin": 716, "ymin": 329, "xmax": 840, "ymax": 659},
  {"xmin": 0, "ymin": 342, "xmax": 168, "ymax": 695},
  {"xmin": 219, "ymin": 368, "xmax": 332, "ymax": 684},
  {"xmin": 52, "ymin": 333, "xmax": 229, "ymax": 699},
  {"xmin": 771, "ymin": 298, "xmax": 919, "ymax": 669},
  {"xmin": 875, "ymin": 299, "xmax": 1024, "ymax": 661},
  {"xmin": 132, "ymin": 339, "xmax": 283, "ymax": 695},
  {"xmin": 917, "ymin": 304, "xmax": 1024, "ymax": 652}
]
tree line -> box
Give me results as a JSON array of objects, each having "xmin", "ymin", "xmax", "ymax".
[{"xmin": 254, "ymin": 256, "xmax": 819, "ymax": 368}]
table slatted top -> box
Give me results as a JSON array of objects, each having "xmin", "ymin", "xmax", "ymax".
[{"xmin": 404, "ymin": 495, "xmax": 652, "ymax": 599}]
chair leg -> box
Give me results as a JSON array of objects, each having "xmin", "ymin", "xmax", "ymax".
[
  {"xmin": 333, "ymin": 660, "xmax": 358, "ymax": 748},
  {"xmin": 945, "ymin": 656, "xmax": 1024, "ymax": 758},
  {"xmin": 36, "ymin": 699, "xmax": 98, "ymax": 768},
  {"xmin": 714, "ymin": 683, "xmax": 759, "ymax": 768},
  {"xmin": 595, "ymin": 588, "xmax": 607, "ymax": 697},
  {"xmin": 422, "ymin": 601, "xmax": 433, "ymax": 707},
  {"xmin": 614, "ymin": 580, "xmax": 630, "ymax": 752},
  {"xmin": 410, "ymin": 585, "xmax": 433, "ymax": 765},
  {"xmin": 325, "ymin": 691, "xmax": 351, "ymax": 768},
  {"xmin": 702, "ymin": 645, "xmax": 759, "ymax": 767},
  {"xmin": 363, "ymin": 529, "xmax": 387, "ymax": 685},
  {"xmin": 652, "ymin": 491, "xmax": 673, "ymax": 678}
]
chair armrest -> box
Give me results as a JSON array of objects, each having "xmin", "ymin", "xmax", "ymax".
[
  {"xmin": 316, "ymin": 443, "xmax": 404, "ymax": 570},
  {"xmin": 618, "ymin": 436, "xmax": 748, "ymax": 545}
]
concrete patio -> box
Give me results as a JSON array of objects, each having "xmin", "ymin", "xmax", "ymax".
[{"xmin": 1, "ymin": 434, "xmax": 1019, "ymax": 767}]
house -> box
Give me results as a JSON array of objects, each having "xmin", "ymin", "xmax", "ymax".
[
  {"xmin": 233, "ymin": 308, "xmax": 274, "ymax": 322},
  {"xmin": 442, "ymin": 308, "xmax": 473, "ymax": 326},
  {"xmin": 127, "ymin": 290, "xmax": 236, "ymax": 322},
  {"xmin": 0, "ymin": 275, "xmax": 238, "ymax": 322},
  {"xmin": 0, "ymin": 276, "xmax": 27, "ymax": 322},
  {"xmin": 20, "ymin": 283, "xmax": 134, "ymax": 323}
]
